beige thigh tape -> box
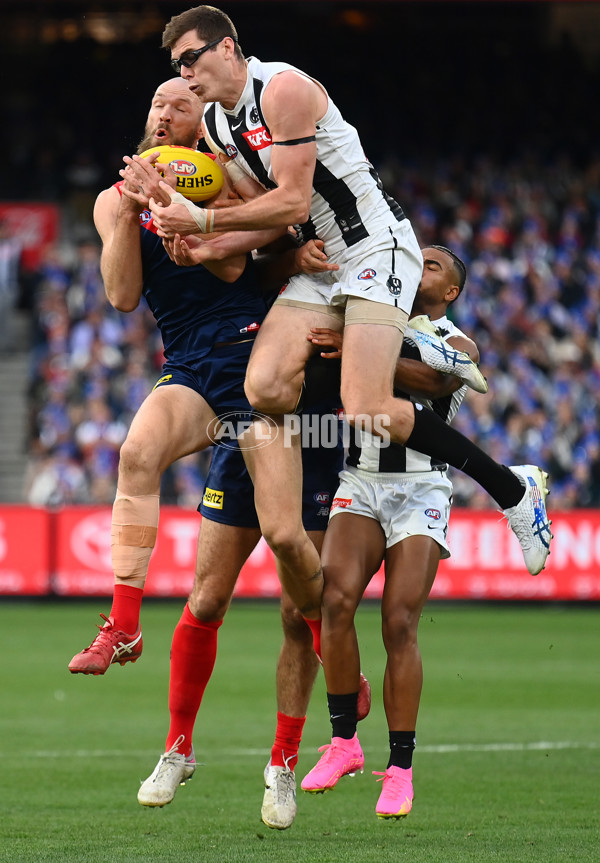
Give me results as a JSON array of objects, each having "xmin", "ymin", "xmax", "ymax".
[
  {"xmin": 275, "ymin": 296, "xmax": 345, "ymax": 322},
  {"xmin": 345, "ymin": 297, "xmax": 409, "ymax": 333}
]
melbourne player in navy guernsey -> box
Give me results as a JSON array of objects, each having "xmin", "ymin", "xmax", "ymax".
[{"xmin": 133, "ymin": 190, "xmax": 266, "ymax": 366}]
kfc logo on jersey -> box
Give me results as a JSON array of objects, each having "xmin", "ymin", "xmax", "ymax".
[
  {"xmin": 358, "ymin": 268, "xmax": 376, "ymax": 281},
  {"xmin": 313, "ymin": 492, "xmax": 331, "ymax": 504},
  {"xmin": 387, "ymin": 275, "xmax": 402, "ymax": 296},
  {"xmin": 250, "ymin": 106, "xmax": 260, "ymax": 124},
  {"xmin": 243, "ymin": 127, "xmax": 272, "ymax": 150},
  {"xmin": 225, "ymin": 144, "xmax": 238, "ymax": 158},
  {"xmin": 424, "ymin": 508, "xmax": 441, "ymax": 520}
]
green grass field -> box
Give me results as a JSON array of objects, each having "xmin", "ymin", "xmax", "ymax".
[{"xmin": 1, "ymin": 601, "xmax": 598, "ymax": 863}]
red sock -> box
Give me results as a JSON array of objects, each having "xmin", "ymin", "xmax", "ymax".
[
  {"xmin": 303, "ymin": 617, "xmax": 322, "ymax": 659},
  {"xmin": 270, "ymin": 712, "xmax": 306, "ymax": 770},
  {"xmin": 165, "ymin": 604, "xmax": 222, "ymax": 756},
  {"xmin": 109, "ymin": 584, "xmax": 143, "ymax": 634}
]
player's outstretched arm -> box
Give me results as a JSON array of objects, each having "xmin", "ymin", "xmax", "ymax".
[{"xmin": 93, "ymin": 186, "xmax": 144, "ymax": 312}]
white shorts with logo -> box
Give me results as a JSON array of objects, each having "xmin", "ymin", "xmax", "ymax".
[
  {"xmin": 274, "ymin": 219, "xmax": 423, "ymax": 318},
  {"xmin": 329, "ymin": 466, "xmax": 452, "ymax": 558}
]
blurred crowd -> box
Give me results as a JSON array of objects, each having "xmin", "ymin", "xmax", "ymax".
[{"xmin": 18, "ymin": 151, "xmax": 600, "ymax": 510}]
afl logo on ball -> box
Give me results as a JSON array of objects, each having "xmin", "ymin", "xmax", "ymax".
[
  {"xmin": 170, "ymin": 159, "xmax": 197, "ymax": 176},
  {"xmin": 387, "ymin": 275, "xmax": 402, "ymax": 296}
]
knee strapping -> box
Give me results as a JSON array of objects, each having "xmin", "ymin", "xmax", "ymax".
[{"xmin": 111, "ymin": 490, "xmax": 159, "ymax": 582}]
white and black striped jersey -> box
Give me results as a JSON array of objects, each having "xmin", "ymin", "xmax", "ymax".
[
  {"xmin": 346, "ymin": 316, "xmax": 469, "ymax": 474},
  {"xmin": 203, "ymin": 57, "xmax": 406, "ymax": 257}
]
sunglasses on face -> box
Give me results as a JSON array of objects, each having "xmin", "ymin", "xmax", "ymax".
[{"xmin": 170, "ymin": 35, "xmax": 233, "ymax": 73}]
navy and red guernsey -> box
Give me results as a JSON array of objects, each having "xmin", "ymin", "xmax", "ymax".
[{"xmin": 115, "ymin": 181, "xmax": 267, "ymax": 363}]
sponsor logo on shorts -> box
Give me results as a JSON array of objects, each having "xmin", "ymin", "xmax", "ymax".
[
  {"xmin": 225, "ymin": 144, "xmax": 238, "ymax": 158},
  {"xmin": 203, "ymin": 488, "xmax": 224, "ymax": 509},
  {"xmin": 152, "ymin": 373, "xmax": 173, "ymax": 390},
  {"xmin": 243, "ymin": 126, "xmax": 272, "ymax": 150},
  {"xmin": 387, "ymin": 275, "xmax": 402, "ymax": 296},
  {"xmin": 316, "ymin": 506, "xmax": 330, "ymax": 518},
  {"xmin": 331, "ymin": 497, "xmax": 352, "ymax": 510},
  {"xmin": 425, "ymin": 508, "xmax": 441, "ymax": 520},
  {"xmin": 239, "ymin": 321, "xmax": 260, "ymax": 334},
  {"xmin": 358, "ymin": 268, "xmax": 376, "ymax": 280},
  {"xmin": 313, "ymin": 491, "xmax": 331, "ymax": 504}
]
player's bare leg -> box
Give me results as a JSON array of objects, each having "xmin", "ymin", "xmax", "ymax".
[
  {"xmin": 245, "ymin": 303, "xmax": 341, "ymax": 414},
  {"xmin": 374, "ymin": 535, "xmax": 440, "ymax": 820},
  {"xmin": 262, "ymin": 574, "xmax": 321, "ymax": 829},
  {"xmin": 380, "ymin": 536, "xmax": 440, "ymax": 732},
  {"xmin": 320, "ymin": 515, "xmax": 385, "ymax": 694},
  {"xmin": 243, "ymin": 303, "xmax": 342, "ymax": 622},
  {"xmin": 340, "ymin": 322, "xmax": 415, "ymax": 444},
  {"xmin": 302, "ymin": 514, "xmax": 384, "ymax": 794},
  {"xmin": 69, "ymin": 385, "xmax": 218, "ymax": 675},
  {"xmin": 241, "ymin": 419, "xmax": 322, "ymax": 619},
  {"xmin": 138, "ymin": 520, "xmax": 262, "ymax": 807}
]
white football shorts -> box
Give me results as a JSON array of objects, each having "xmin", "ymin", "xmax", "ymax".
[
  {"xmin": 329, "ymin": 466, "xmax": 453, "ymax": 558},
  {"xmin": 329, "ymin": 219, "xmax": 423, "ymax": 316}
]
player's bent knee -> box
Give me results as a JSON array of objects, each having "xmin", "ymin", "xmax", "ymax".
[
  {"xmin": 381, "ymin": 607, "xmax": 419, "ymax": 649},
  {"xmin": 280, "ymin": 600, "xmax": 312, "ymax": 642},
  {"xmin": 244, "ymin": 367, "xmax": 299, "ymax": 414},
  {"xmin": 119, "ymin": 436, "xmax": 162, "ymax": 476},
  {"xmin": 322, "ymin": 581, "xmax": 357, "ymax": 624},
  {"xmin": 187, "ymin": 589, "xmax": 230, "ymax": 622},
  {"xmin": 262, "ymin": 527, "xmax": 306, "ymax": 563}
]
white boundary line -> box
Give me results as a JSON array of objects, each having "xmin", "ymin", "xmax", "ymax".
[{"xmin": 22, "ymin": 741, "xmax": 600, "ymax": 759}]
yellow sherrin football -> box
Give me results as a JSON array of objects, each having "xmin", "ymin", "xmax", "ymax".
[{"xmin": 138, "ymin": 145, "xmax": 223, "ymax": 202}]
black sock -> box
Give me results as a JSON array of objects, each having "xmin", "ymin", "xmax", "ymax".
[
  {"xmin": 404, "ymin": 404, "xmax": 524, "ymax": 509},
  {"xmin": 388, "ymin": 731, "xmax": 416, "ymax": 769},
  {"xmin": 327, "ymin": 692, "xmax": 358, "ymax": 740}
]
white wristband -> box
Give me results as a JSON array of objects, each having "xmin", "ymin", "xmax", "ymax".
[{"xmin": 169, "ymin": 190, "xmax": 215, "ymax": 234}]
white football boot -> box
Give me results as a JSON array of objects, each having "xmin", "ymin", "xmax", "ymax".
[
  {"xmin": 503, "ymin": 465, "xmax": 553, "ymax": 575},
  {"xmin": 137, "ymin": 735, "xmax": 195, "ymax": 807},
  {"xmin": 405, "ymin": 315, "xmax": 488, "ymax": 394},
  {"xmin": 261, "ymin": 759, "xmax": 297, "ymax": 830}
]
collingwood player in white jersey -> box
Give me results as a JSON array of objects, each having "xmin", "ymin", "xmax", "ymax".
[
  {"xmin": 148, "ymin": 6, "xmax": 551, "ymax": 648},
  {"xmin": 300, "ymin": 247, "xmax": 479, "ymax": 818}
]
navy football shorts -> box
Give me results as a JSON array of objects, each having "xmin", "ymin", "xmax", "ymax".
[
  {"xmin": 199, "ymin": 434, "xmax": 344, "ymax": 532},
  {"xmin": 153, "ymin": 339, "xmax": 254, "ymax": 417}
]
